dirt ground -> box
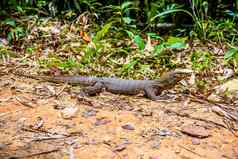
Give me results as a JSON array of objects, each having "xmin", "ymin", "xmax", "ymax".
[{"xmin": 0, "ymin": 73, "xmax": 237, "ymax": 159}]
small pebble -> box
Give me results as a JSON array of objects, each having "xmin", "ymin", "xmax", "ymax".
[
  {"xmin": 151, "ymin": 141, "xmax": 160, "ymax": 149},
  {"xmin": 192, "ymin": 138, "xmax": 201, "ymax": 145},
  {"xmin": 113, "ymin": 144, "xmax": 127, "ymax": 152},
  {"xmin": 159, "ymin": 129, "xmax": 171, "ymax": 136},
  {"xmin": 0, "ymin": 143, "xmax": 6, "ymax": 149},
  {"xmin": 81, "ymin": 109, "xmax": 97, "ymax": 118},
  {"xmin": 94, "ymin": 118, "xmax": 111, "ymax": 126},
  {"xmin": 121, "ymin": 123, "xmax": 135, "ymax": 130}
]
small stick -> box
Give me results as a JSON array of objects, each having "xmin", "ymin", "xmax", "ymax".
[
  {"xmin": 0, "ymin": 96, "xmax": 13, "ymax": 102},
  {"xmin": 0, "ymin": 107, "xmax": 29, "ymax": 118},
  {"xmin": 179, "ymin": 145, "xmax": 205, "ymax": 158},
  {"xmin": 164, "ymin": 108, "xmax": 227, "ymax": 128},
  {"xmin": 15, "ymin": 96, "xmax": 34, "ymax": 108},
  {"xmin": 55, "ymin": 82, "xmax": 68, "ymax": 97},
  {"xmin": 15, "ymin": 148, "xmax": 59, "ymax": 158}
]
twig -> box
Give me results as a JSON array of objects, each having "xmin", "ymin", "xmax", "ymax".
[
  {"xmin": 164, "ymin": 108, "xmax": 227, "ymax": 128},
  {"xmin": 55, "ymin": 82, "xmax": 68, "ymax": 97},
  {"xmin": 22, "ymin": 126, "xmax": 70, "ymax": 137},
  {"xmin": 0, "ymin": 96, "xmax": 13, "ymax": 102},
  {"xmin": 185, "ymin": 94, "xmax": 238, "ymax": 127},
  {"xmin": 16, "ymin": 148, "xmax": 59, "ymax": 158},
  {"xmin": 186, "ymin": 94, "xmax": 236, "ymax": 110},
  {"xmin": 179, "ymin": 145, "xmax": 205, "ymax": 158},
  {"xmin": 15, "ymin": 96, "xmax": 34, "ymax": 108},
  {"xmin": 0, "ymin": 107, "xmax": 29, "ymax": 118},
  {"xmin": 31, "ymin": 135, "xmax": 67, "ymax": 141}
]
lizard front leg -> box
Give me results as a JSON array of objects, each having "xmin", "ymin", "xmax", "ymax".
[
  {"xmin": 144, "ymin": 86, "xmax": 168, "ymax": 101},
  {"xmin": 80, "ymin": 82, "xmax": 104, "ymax": 96}
]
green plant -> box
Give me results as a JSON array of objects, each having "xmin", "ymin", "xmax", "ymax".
[
  {"xmin": 189, "ymin": 0, "xmax": 211, "ymax": 40},
  {"xmin": 73, "ymin": 0, "xmax": 101, "ymax": 13},
  {"xmin": 80, "ymin": 22, "xmax": 113, "ymax": 64},
  {"xmin": 102, "ymin": 1, "xmax": 138, "ymax": 26},
  {"xmin": 145, "ymin": 3, "xmax": 194, "ymax": 30},
  {"xmin": 120, "ymin": 59, "xmax": 138, "ymax": 76},
  {"xmin": 191, "ymin": 50, "xmax": 212, "ymax": 70},
  {"xmin": 0, "ymin": 18, "xmax": 25, "ymax": 43},
  {"xmin": 212, "ymin": 19, "xmax": 238, "ymax": 44},
  {"xmin": 125, "ymin": 30, "xmax": 145, "ymax": 50},
  {"xmin": 164, "ymin": 36, "xmax": 188, "ymax": 49},
  {"xmin": 38, "ymin": 56, "xmax": 79, "ymax": 71},
  {"xmin": 224, "ymin": 47, "xmax": 238, "ymax": 65}
]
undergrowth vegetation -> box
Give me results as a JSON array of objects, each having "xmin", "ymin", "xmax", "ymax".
[{"xmin": 0, "ymin": 0, "xmax": 238, "ymax": 86}]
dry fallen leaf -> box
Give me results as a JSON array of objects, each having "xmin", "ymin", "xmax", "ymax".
[{"xmin": 61, "ymin": 106, "xmax": 79, "ymax": 119}]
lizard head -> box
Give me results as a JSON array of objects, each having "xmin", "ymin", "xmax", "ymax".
[
  {"xmin": 157, "ymin": 69, "xmax": 193, "ymax": 87},
  {"xmin": 151, "ymin": 69, "xmax": 193, "ymax": 93},
  {"xmin": 169, "ymin": 69, "xmax": 193, "ymax": 81}
]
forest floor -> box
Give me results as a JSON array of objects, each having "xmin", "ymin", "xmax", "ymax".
[{"xmin": 0, "ymin": 68, "xmax": 237, "ymax": 159}]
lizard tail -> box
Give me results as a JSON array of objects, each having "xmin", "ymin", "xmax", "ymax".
[{"xmin": 12, "ymin": 70, "xmax": 60, "ymax": 83}]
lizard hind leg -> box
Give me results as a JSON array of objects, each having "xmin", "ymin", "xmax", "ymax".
[
  {"xmin": 144, "ymin": 86, "xmax": 168, "ymax": 101},
  {"xmin": 79, "ymin": 82, "xmax": 104, "ymax": 96}
]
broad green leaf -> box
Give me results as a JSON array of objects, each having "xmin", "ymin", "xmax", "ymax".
[
  {"xmin": 94, "ymin": 22, "xmax": 112, "ymax": 41},
  {"xmin": 16, "ymin": 6, "xmax": 24, "ymax": 13},
  {"xmin": 134, "ymin": 35, "xmax": 145, "ymax": 50},
  {"xmin": 7, "ymin": 32, "xmax": 14, "ymax": 42},
  {"xmin": 225, "ymin": 10, "xmax": 238, "ymax": 18},
  {"xmin": 2, "ymin": 19, "xmax": 16, "ymax": 27},
  {"xmin": 167, "ymin": 42, "xmax": 187, "ymax": 49},
  {"xmin": 224, "ymin": 48, "xmax": 238, "ymax": 61},
  {"xmin": 154, "ymin": 44, "xmax": 166, "ymax": 56},
  {"xmin": 165, "ymin": 36, "xmax": 188, "ymax": 49},
  {"xmin": 146, "ymin": 33, "xmax": 163, "ymax": 40}
]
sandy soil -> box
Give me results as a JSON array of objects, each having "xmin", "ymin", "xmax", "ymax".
[{"xmin": 0, "ymin": 74, "xmax": 237, "ymax": 159}]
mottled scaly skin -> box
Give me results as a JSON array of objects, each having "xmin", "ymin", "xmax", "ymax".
[{"xmin": 13, "ymin": 70, "xmax": 191, "ymax": 100}]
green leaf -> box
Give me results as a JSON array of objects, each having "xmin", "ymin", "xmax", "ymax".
[
  {"xmin": 150, "ymin": 9, "xmax": 194, "ymax": 23},
  {"xmin": 225, "ymin": 10, "xmax": 238, "ymax": 18},
  {"xmin": 125, "ymin": 30, "xmax": 134, "ymax": 39},
  {"xmin": 165, "ymin": 36, "xmax": 188, "ymax": 49},
  {"xmin": 134, "ymin": 35, "xmax": 145, "ymax": 50},
  {"xmin": 123, "ymin": 17, "xmax": 132, "ymax": 24},
  {"xmin": 16, "ymin": 6, "xmax": 24, "ymax": 13},
  {"xmin": 154, "ymin": 44, "xmax": 166, "ymax": 56},
  {"xmin": 122, "ymin": 59, "xmax": 137, "ymax": 72},
  {"xmin": 7, "ymin": 31, "xmax": 14, "ymax": 42},
  {"xmin": 167, "ymin": 42, "xmax": 187, "ymax": 49},
  {"xmin": 94, "ymin": 22, "xmax": 112, "ymax": 41},
  {"xmin": 146, "ymin": 32, "xmax": 163, "ymax": 40},
  {"xmin": 224, "ymin": 48, "xmax": 238, "ymax": 61},
  {"xmin": 121, "ymin": 1, "xmax": 134, "ymax": 11},
  {"xmin": 191, "ymin": 51, "xmax": 211, "ymax": 71},
  {"xmin": 2, "ymin": 19, "xmax": 16, "ymax": 27}
]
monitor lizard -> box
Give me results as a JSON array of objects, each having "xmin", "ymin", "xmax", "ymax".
[{"xmin": 12, "ymin": 69, "xmax": 192, "ymax": 100}]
